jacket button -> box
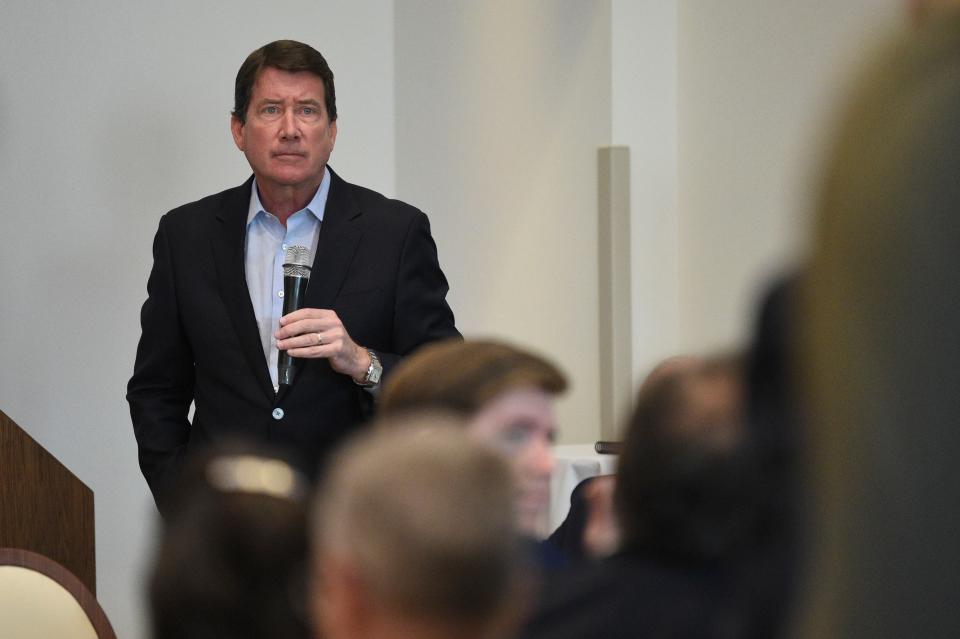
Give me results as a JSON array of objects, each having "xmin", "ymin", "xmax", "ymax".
[{"xmin": 272, "ymin": 408, "xmax": 285, "ymax": 420}]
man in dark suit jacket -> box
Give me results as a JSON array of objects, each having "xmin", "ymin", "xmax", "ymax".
[{"xmin": 127, "ymin": 40, "xmax": 458, "ymax": 513}]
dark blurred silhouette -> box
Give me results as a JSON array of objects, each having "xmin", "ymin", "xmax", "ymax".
[
  {"xmin": 548, "ymin": 356, "xmax": 700, "ymax": 561},
  {"xmin": 798, "ymin": 11, "xmax": 960, "ymax": 639},
  {"xmin": 148, "ymin": 444, "xmax": 311, "ymax": 639},
  {"xmin": 522, "ymin": 355, "xmax": 769, "ymax": 639},
  {"xmin": 738, "ymin": 272, "xmax": 805, "ymax": 639}
]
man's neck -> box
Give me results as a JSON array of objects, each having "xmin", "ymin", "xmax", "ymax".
[{"xmin": 256, "ymin": 177, "xmax": 323, "ymax": 225}]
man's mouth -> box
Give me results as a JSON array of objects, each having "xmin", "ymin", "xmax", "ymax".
[{"xmin": 519, "ymin": 484, "xmax": 550, "ymax": 510}]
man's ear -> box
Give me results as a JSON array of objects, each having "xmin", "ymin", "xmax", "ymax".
[{"xmin": 230, "ymin": 114, "xmax": 245, "ymax": 151}]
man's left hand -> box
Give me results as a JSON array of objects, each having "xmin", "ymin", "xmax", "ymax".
[{"xmin": 275, "ymin": 308, "xmax": 371, "ymax": 381}]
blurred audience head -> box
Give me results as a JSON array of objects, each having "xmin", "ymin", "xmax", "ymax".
[
  {"xmin": 379, "ymin": 338, "xmax": 568, "ymax": 535},
  {"xmin": 311, "ymin": 416, "xmax": 526, "ymax": 639},
  {"xmin": 614, "ymin": 354, "xmax": 761, "ymax": 563},
  {"xmin": 148, "ymin": 444, "xmax": 311, "ymax": 639},
  {"xmin": 636, "ymin": 355, "xmax": 700, "ymax": 400},
  {"xmin": 801, "ymin": 12, "xmax": 960, "ymax": 638}
]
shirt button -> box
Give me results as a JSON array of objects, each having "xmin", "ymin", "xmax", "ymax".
[
  {"xmin": 272, "ymin": 408, "xmax": 285, "ymax": 420},
  {"xmin": 282, "ymin": 243, "xmax": 288, "ymax": 250},
  {"xmin": 278, "ymin": 290, "xmax": 284, "ymax": 298}
]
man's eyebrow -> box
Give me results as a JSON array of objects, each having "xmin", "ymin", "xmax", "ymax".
[{"xmin": 253, "ymin": 97, "xmax": 323, "ymax": 108}]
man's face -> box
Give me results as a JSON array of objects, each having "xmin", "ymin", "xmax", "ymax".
[
  {"xmin": 468, "ymin": 387, "xmax": 557, "ymax": 536},
  {"xmin": 231, "ymin": 67, "xmax": 337, "ymax": 193}
]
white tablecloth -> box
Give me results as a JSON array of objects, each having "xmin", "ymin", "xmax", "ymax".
[{"xmin": 538, "ymin": 443, "xmax": 618, "ymax": 538}]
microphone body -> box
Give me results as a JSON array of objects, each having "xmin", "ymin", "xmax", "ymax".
[{"xmin": 277, "ymin": 246, "xmax": 312, "ymax": 387}]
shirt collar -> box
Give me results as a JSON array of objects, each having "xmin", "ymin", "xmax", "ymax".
[{"xmin": 246, "ymin": 167, "xmax": 330, "ymax": 227}]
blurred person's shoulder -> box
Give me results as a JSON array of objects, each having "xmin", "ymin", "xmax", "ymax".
[{"xmin": 521, "ymin": 552, "xmax": 732, "ymax": 639}]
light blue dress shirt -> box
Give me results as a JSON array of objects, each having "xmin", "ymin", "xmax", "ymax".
[{"xmin": 245, "ymin": 169, "xmax": 329, "ymax": 390}]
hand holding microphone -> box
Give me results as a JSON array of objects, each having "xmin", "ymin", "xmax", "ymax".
[
  {"xmin": 275, "ymin": 246, "xmax": 373, "ymax": 385},
  {"xmin": 277, "ymin": 245, "xmax": 313, "ymax": 387}
]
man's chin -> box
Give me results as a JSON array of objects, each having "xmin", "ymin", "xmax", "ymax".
[
  {"xmin": 516, "ymin": 501, "xmax": 547, "ymax": 537},
  {"xmin": 256, "ymin": 169, "xmax": 319, "ymax": 189}
]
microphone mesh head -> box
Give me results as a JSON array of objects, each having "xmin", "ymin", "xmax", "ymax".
[{"xmin": 283, "ymin": 245, "xmax": 312, "ymax": 278}]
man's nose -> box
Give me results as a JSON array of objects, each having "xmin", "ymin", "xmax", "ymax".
[
  {"xmin": 279, "ymin": 110, "xmax": 300, "ymax": 139},
  {"xmin": 530, "ymin": 438, "xmax": 555, "ymax": 477}
]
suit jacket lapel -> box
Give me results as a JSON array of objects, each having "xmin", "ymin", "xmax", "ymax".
[
  {"xmin": 275, "ymin": 167, "xmax": 365, "ymax": 401},
  {"xmin": 304, "ymin": 167, "xmax": 365, "ymax": 310},
  {"xmin": 210, "ymin": 176, "xmax": 276, "ymax": 402}
]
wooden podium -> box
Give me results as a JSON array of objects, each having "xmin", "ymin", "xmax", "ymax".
[{"xmin": 0, "ymin": 408, "xmax": 96, "ymax": 594}]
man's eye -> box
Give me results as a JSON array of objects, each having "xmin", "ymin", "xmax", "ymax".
[
  {"xmin": 262, "ymin": 105, "xmax": 281, "ymax": 116},
  {"xmin": 301, "ymin": 107, "xmax": 315, "ymax": 115},
  {"xmin": 500, "ymin": 425, "xmax": 532, "ymax": 448}
]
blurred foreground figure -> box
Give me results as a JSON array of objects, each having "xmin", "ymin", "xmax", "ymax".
[
  {"xmin": 909, "ymin": 0, "xmax": 960, "ymax": 23},
  {"xmin": 311, "ymin": 417, "xmax": 529, "ymax": 639},
  {"xmin": 740, "ymin": 273, "xmax": 805, "ymax": 639},
  {"xmin": 523, "ymin": 355, "xmax": 768, "ymax": 639},
  {"xmin": 549, "ymin": 355, "xmax": 701, "ymax": 560},
  {"xmin": 800, "ymin": 12, "xmax": 960, "ymax": 639},
  {"xmin": 149, "ymin": 447, "xmax": 311, "ymax": 639},
  {"xmin": 379, "ymin": 339, "xmax": 567, "ymax": 542}
]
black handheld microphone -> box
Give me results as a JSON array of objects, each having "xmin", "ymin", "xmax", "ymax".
[{"xmin": 277, "ymin": 245, "xmax": 312, "ymax": 387}]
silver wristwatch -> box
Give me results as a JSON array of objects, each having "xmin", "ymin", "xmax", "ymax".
[{"xmin": 355, "ymin": 348, "xmax": 382, "ymax": 388}]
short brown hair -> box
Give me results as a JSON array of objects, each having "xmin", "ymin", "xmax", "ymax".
[
  {"xmin": 379, "ymin": 338, "xmax": 567, "ymax": 417},
  {"xmin": 233, "ymin": 40, "xmax": 337, "ymax": 124},
  {"xmin": 614, "ymin": 354, "xmax": 759, "ymax": 561}
]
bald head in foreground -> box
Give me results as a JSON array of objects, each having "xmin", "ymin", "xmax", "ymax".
[{"xmin": 311, "ymin": 417, "xmax": 529, "ymax": 639}]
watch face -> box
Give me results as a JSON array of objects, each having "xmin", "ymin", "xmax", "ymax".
[{"xmin": 366, "ymin": 350, "xmax": 382, "ymax": 386}]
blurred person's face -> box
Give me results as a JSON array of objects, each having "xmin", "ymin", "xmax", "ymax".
[{"xmin": 468, "ymin": 388, "xmax": 557, "ymax": 536}]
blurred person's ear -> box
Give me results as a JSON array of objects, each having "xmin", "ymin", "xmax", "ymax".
[
  {"xmin": 312, "ymin": 554, "xmax": 371, "ymax": 639},
  {"xmin": 583, "ymin": 475, "xmax": 621, "ymax": 558}
]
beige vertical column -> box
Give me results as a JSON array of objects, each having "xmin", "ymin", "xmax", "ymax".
[{"xmin": 598, "ymin": 146, "xmax": 632, "ymax": 440}]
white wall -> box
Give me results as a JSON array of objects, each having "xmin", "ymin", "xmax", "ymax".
[
  {"xmin": 611, "ymin": 0, "xmax": 681, "ymax": 398},
  {"xmin": 394, "ymin": 0, "xmax": 613, "ymax": 445},
  {"xmin": 0, "ymin": 2, "xmax": 394, "ymax": 638},
  {"xmin": 608, "ymin": 0, "xmax": 901, "ymax": 405},
  {"xmin": 675, "ymin": 0, "xmax": 902, "ymax": 352}
]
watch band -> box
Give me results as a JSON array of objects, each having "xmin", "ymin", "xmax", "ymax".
[{"xmin": 356, "ymin": 348, "xmax": 382, "ymax": 388}]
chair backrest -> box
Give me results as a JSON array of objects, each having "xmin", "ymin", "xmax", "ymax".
[{"xmin": 0, "ymin": 548, "xmax": 116, "ymax": 639}]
